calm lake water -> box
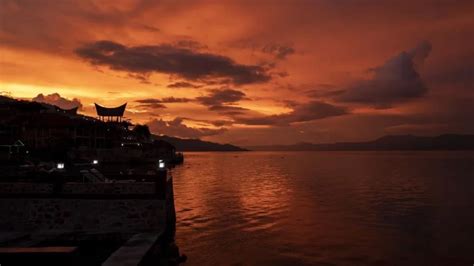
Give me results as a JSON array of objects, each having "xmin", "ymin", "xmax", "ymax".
[{"xmin": 171, "ymin": 151, "xmax": 474, "ymax": 266}]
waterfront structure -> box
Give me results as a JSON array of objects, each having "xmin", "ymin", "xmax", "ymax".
[
  {"xmin": 1, "ymin": 96, "xmax": 182, "ymax": 168},
  {"xmin": 94, "ymin": 103, "xmax": 127, "ymax": 122},
  {"xmin": 7, "ymin": 110, "xmax": 112, "ymax": 152},
  {"xmin": 2, "ymin": 98, "xmax": 123, "ymax": 153},
  {"xmin": 0, "ymin": 96, "xmax": 184, "ymax": 264},
  {"xmin": 0, "ymin": 169, "xmax": 179, "ymax": 265}
]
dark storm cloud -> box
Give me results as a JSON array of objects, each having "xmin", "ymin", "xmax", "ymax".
[
  {"xmin": 147, "ymin": 117, "xmax": 226, "ymax": 138},
  {"xmin": 196, "ymin": 89, "xmax": 247, "ymax": 106},
  {"xmin": 194, "ymin": 88, "xmax": 348, "ymax": 125},
  {"xmin": 234, "ymin": 101, "xmax": 348, "ymax": 126},
  {"xmin": 191, "ymin": 88, "xmax": 258, "ymax": 117},
  {"xmin": 174, "ymin": 40, "xmax": 208, "ymax": 50},
  {"xmin": 307, "ymin": 89, "xmax": 345, "ymax": 98},
  {"xmin": 135, "ymin": 97, "xmax": 192, "ymax": 109},
  {"xmin": 261, "ymin": 44, "xmax": 295, "ymax": 60},
  {"xmin": 138, "ymin": 103, "xmax": 166, "ymax": 109},
  {"xmin": 160, "ymin": 97, "xmax": 192, "ymax": 103},
  {"xmin": 208, "ymin": 105, "xmax": 249, "ymax": 112},
  {"xmin": 210, "ymin": 120, "xmax": 234, "ymax": 127},
  {"xmin": 336, "ymin": 41, "xmax": 432, "ymax": 108},
  {"xmin": 208, "ymin": 105, "xmax": 250, "ymax": 116},
  {"xmin": 135, "ymin": 99, "xmax": 162, "ymax": 104},
  {"xmin": 32, "ymin": 93, "xmax": 83, "ymax": 110},
  {"xmin": 167, "ymin": 81, "xmax": 201, "ymax": 88},
  {"xmin": 230, "ymin": 38, "xmax": 296, "ymax": 60},
  {"xmin": 138, "ymin": 24, "xmax": 160, "ymax": 32},
  {"xmin": 135, "ymin": 99, "xmax": 166, "ymax": 109},
  {"xmin": 182, "ymin": 117, "xmax": 234, "ymax": 127},
  {"xmin": 136, "ymin": 97, "xmax": 191, "ymax": 104},
  {"xmin": 75, "ymin": 40, "xmax": 271, "ymax": 85},
  {"xmin": 128, "ymin": 73, "xmax": 151, "ymax": 84}
]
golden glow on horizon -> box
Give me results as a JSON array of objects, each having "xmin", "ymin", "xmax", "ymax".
[
  {"xmin": 0, "ymin": 0, "xmax": 473, "ymax": 145},
  {"xmin": 0, "ymin": 83, "xmax": 90, "ymax": 99}
]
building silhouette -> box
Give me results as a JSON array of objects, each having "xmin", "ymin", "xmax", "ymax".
[
  {"xmin": 1, "ymin": 96, "xmax": 180, "ymax": 164},
  {"xmin": 94, "ymin": 103, "xmax": 127, "ymax": 122}
]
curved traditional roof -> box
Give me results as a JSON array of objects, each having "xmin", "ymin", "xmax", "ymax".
[{"xmin": 95, "ymin": 103, "xmax": 127, "ymax": 117}]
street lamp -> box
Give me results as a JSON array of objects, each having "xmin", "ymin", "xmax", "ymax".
[{"xmin": 158, "ymin": 159, "xmax": 165, "ymax": 169}]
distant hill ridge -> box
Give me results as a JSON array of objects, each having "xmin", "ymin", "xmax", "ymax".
[
  {"xmin": 249, "ymin": 134, "xmax": 474, "ymax": 151},
  {"xmin": 154, "ymin": 135, "xmax": 247, "ymax": 151},
  {"xmin": 3, "ymin": 97, "xmax": 472, "ymax": 152},
  {"xmin": 1, "ymin": 96, "xmax": 247, "ymax": 152}
]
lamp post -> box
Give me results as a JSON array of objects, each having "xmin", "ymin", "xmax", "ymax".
[
  {"xmin": 158, "ymin": 159, "xmax": 165, "ymax": 169},
  {"xmin": 56, "ymin": 162, "xmax": 65, "ymax": 170},
  {"xmin": 156, "ymin": 159, "xmax": 167, "ymax": 198}
]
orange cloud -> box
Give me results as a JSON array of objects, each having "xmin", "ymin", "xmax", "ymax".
[{"xmin": 1, "ymin": 0, "xmax": 473, "ymax": 145}]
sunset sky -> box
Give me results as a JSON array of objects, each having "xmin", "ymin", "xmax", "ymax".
[{"xmin": 1, "ymin": 0, "xmax": 473, "ymax": 146}]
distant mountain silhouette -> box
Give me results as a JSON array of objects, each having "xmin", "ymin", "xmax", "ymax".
[
  {"xmin": 154, "ymin": 135, "xmax": 247, "ymax": 151},
  {"xmin": 250, "ymin": 134, "xmax": 474, "ymax": 151},
  {"xmin": 1, "ymin": 96, "xmax": 246, "ymax": 152}
]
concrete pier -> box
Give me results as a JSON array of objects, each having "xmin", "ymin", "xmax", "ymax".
[{"xmin": 0, "ymin": 172, "xmax": 177, "ymax": 265}]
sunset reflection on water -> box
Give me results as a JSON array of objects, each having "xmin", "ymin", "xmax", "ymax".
[{"xmin": 171, "ymin": 151, "xmax": 474, "ymax": 265}]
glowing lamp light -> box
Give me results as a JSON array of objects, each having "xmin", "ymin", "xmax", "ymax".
[
  {"xmin": 92, "ymin": 159, "xmax": 99, "ymax": 165},
  {"xmin": 56, "ymin": 163, "xmax": 65, "ymax": 169},
  {"xmin": 158, "ymin": 160, "xmax": 165, "ymax": 169}
]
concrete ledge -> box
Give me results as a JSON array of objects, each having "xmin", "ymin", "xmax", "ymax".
[{"xmin": 102, "ymin": 232, "xmax": 161, "ymax": 266}]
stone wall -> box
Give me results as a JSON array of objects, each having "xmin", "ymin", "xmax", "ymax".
[
  {"xmin": 0, "ymin": 182, "xmax": 156, "ymax": 195},
  {"xmin": 0, "ymin": 180, "xmax": 174, "ymax": 233},
  {"xmin": 61, "ymin": 182, "xmax": 156, "ymax": 194},
  {"xmin": 0, "ymin": 182, "xmax": 53, "ymax": 193},
  {"xmin": 0, "ymin": 198, "xmax": 165, "ymax": 232}
]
